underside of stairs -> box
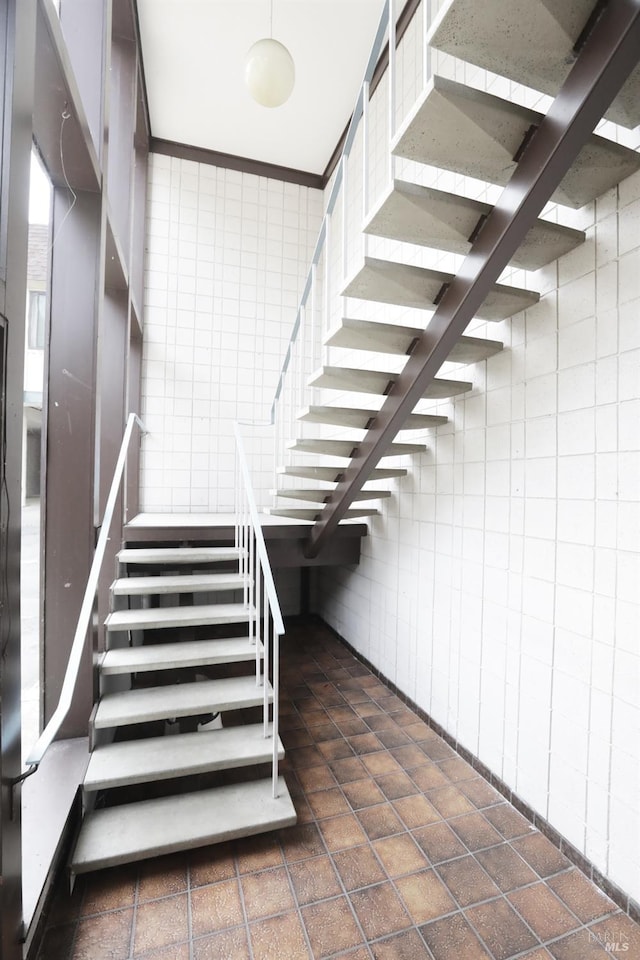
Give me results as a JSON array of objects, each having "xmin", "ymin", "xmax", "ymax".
[
  {"xmin": 70, "ymin": 536, "xmax": 295, "ymax": 877},
  {"xmin": 270, "ymin": 0, "xmax": 640, "ymax": 558}
]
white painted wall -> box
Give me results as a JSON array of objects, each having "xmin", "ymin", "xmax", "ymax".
[{"xmin": 141, "ymin": 155, "xmax": 323, "ymax": 511}]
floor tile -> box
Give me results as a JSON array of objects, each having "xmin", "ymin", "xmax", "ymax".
[
  {"xmin": 133, "ymin": 895, "xmax": 189, "ymax": 955},
  {"xmin": 342, "ymin": 778, "xmax": 387, "ymax": 810},
  {"xmin": 357, "ymin": 802, "xmax": 405, "ymax": 840},
  {"xmin": 372, "ymin": 833, "xmax": 430, "ymax": 877},
  {"xmin": 301, "ymin": 896, "xmax": 364, "ymax": 958},
  {"xmin": 420, "ymin": 913, "xmax": 492, "ymax": 960},
  {"xmin": 138, "ymin": 854, "xmax": 188, "ymax": 901},
  {"xmin": 392, "ymin": 793, "xmax": 441, "ymax": 829},
  {"xmin": 190, "ymin": 841, "xmax": 237, "ymax": 886},
  {"xmin": 190, "ymin": 879, "xmax": 244, "ymax": 936},
  {"xmin": 547, "ymin": 869, "xmax": 619, "ymax": 923},
  {"xmin": 361, "ymin": 752, "xmax": 402, "ymax": 777},
  {"xmin": 438, "ymin": 757, "xmax": 477, "ymax": 782},
  {"xmin": 410, "ymin": 764, "xmax": 450, "ymax": 792},
  {"xmin": 240, "ymin": 865, "xmax": 295, "ymax": 921},
  {"xmin": 318, "ymin": 813, "xmax": 368, "ymax": 851},
  {"xmin": 249, "ymin": 910, "xmax": 311, "ymax": 960},
  {"xmin": 512, "ymin": 832, "xmax": 571, "ymax": 878},
  {"xmin": 458, "ymin": 777, "xmax": 502, "ymax": 809},
  {"xmin": 508, "ymin": 882, "xmax": 583, "ymax": 940},
  {"xmin": 427, "ymin": 784, "xmax": 477, "ymax": 819},
  {"xmin": 135, "ymin": 943, "xmax": 191, "ymax": 960},
  {"xmin": 235, "ymin": 833, "xmax": 283, "ymax": 873},
  {"xmin": 288, "ymin": 855, "xmax": 343, "ymax": 906},
  {"xmin": 295, "ymin": 764, "xmax": 338, "ymax": 793},
  {"xmin": 332, "ymin": 844, "xmax": 387, "ymax": 891},
  {"xmin": 329, "ymin": 757, "xmax": 369, "ymax": 783},
  {"xmin": 192, "ymin": 925, "xmax": 250, "ymax": 960},
  {"xmin": 80, "ymin": 866, "xmax": 136, "ymax": 916},
  {"xmin": 465, "ymin": 897, "xmax": 539, "ymax": 960},
  {"xmin": 589, "ymin": 915, "xmax": 640, "ymax": 956},
  {"xmin": 483, "ymin": 803, "xmax": 534, "ymax": 840},
  {"xmin": 448, "ymin": 811, "xmax": 504, "ymax": 851},
  {"xmin": 306, "ymin": 787, "xmax": 351, "ymax": 820},
  {"xmin": 389, "ymin": 744, "xmax": 431, "ymax": 769},
  {"xmin": 547, "ymin": 928, "xmax": 614, "ymax": 958},
  {"xmin": 395, "ymin": 869, "xmax": 457, "ymax": 924},
  {"xmin": 476, "ymin": 842, "xmax": 539, "ymax": 892},
  {"xmin": 436, "ymin": 854, "xmax": 501, "ymax": 907},
  {"xmin": 377, "ymin": 771, "xmax": 420, "ymax": 800},
  {"xmin": 412, "ymin": 821, "xmax": 467, "ymax": 863},
  {"xmin": 370, "ymin": 928, "xmax": 432, "ymax": 959},
  {"xmin": 279, "ymin": 823, "xmax": 326, "ymax": 862},
  {"xmin": 350, "ymin": 881, "xmax": 412, "ymax": 940}
]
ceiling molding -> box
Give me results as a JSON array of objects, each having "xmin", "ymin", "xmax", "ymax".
[{"xmin": 150, "ymin": 137, "xmax": 325, "ymax": 190}]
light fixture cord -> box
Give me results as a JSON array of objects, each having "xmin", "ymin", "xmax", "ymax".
[{"xmin": 269, "ymin": 0, "xmax": 273, "ymax": 37}]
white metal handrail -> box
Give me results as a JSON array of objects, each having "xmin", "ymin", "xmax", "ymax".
[
  {"xmin": 233, "ymin": 422, "xmax": 284, "ymax": 799},
  {"xmin": 25, "ymin": 412, "xmax": 146, "ymax": 768},
  {"xmin": 269, "ymin": 0, "xmax": 393, "ymax": 425}
]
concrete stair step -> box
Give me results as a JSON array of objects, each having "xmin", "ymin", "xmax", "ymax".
[
  {"xmin": 105, "ymin": 602, "xmax": 252, "ymax": 632},
  {"xmin": 326, "ymin": 317, "xmax": 503, "ymax": 362},
  {"xmin": 393, "ymin": 76, "xmax": 640, "ymax": 208},
  {"xmin": 71, "ymin": 776, "xmax": 296, "ymax": 874},
  {"xmin": 111, "ymin": 573, "xmax": 247, "ymax": 596},
  {"xmin": 309, "ymin": 365, "xmax": 472, "ymax": 399},
  {"xmin": 83, "ymin": 723, "xmax": 283, "ymax": 791},
  {"xmin": 94, "ymin": 676, "xmax": 271, "ymax": 729},
  {"xmin": 298, "ymin": 404, "xmax": 446, "ymax": 430},
  {"xmin": 101, "ymin": 637, "xmax": 261, "ymax": 675},
  {"xmin": 287, "ymin": 437, "xmax": 427, "ymax": 458},
  {"xmin": 429, "ymin": 0, "xmax": 640, "ymax": 129},
  {"xmin": 272, "ymin": 488, "xmax": 391, "ymax": 504},
  {"xmin": 265, "ymin": 507, "xmax": 379, "ymax": 521},
  {"xmin": 342, "ymin": 255, "xmax": 538, "ymax": 319},
  {"xmin": 117, "ymin": 547, "xmax": 243, "ymax": 565},
  {"xmin": 365, "ymin": 179, "xmax": 585, "ymax": 270},
  {"xmin": 278, "ymin": 464, "xmax": 408, "ymax": 482}
]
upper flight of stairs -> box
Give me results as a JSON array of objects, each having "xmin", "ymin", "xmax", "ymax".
[
  {"xmin": 70, "ymin": 539, "xmax": 295, "ymax": 876},
  {"xmin": 273, "ymin": 0, "xmax": 640, "ymax": 525}
]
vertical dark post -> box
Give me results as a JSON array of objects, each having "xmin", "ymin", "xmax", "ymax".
[{"xmin": 0, "ymin": 2, "xmax": 36, "ymax": 955}]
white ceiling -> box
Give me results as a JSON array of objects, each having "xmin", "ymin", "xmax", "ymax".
[{"xmin": 137, "ymin": 0, "xmax": 387, "ymax": 176}]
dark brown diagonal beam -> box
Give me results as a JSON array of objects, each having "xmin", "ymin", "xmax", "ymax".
[{"xmin": 307, "ymin": 0, "xmax": 640, "ymax": 560}]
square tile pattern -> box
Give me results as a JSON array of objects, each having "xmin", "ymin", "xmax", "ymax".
[{"xmin": 38, "ymin": 622, "xmax": 638, "ymax": 960}]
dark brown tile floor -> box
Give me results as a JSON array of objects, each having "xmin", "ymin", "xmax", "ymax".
[{"xmin": 37, "ymin": 619, "xmax": 640, "ymax": 960}]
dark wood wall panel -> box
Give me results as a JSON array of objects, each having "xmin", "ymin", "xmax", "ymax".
[
  {"xmin": 43, "ymin": 189, "xmax": 101, "ymax": 736},
  {"xmin": 96, "ymin": 289, "xmax": 127, "ymax": 638}
]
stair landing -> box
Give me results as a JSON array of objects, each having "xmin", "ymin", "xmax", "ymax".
[{"xmin": 124, "ymin": 512, "xmax": 369, "ymax": 569}]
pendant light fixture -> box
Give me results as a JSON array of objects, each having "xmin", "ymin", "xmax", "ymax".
[{"xmin": 245, "ymin": 0, "xmax": 295, "ymax": 108}]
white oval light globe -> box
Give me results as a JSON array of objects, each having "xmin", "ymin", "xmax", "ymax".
[{"xmin": 245, "ymin": 37, "xmax": 295, "ymax": 108}]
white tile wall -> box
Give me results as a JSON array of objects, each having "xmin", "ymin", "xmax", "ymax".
[
  {"xmin": 141, "ymin": 157, "xmax": 323, "ymax": 511},
  {"xmin": 310, "ymin": 0, "xmax": 640, "ymax": 907}
]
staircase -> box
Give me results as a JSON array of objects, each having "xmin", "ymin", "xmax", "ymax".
[
  {"xmin": 270, "ymin": 0, "xmax": 640, "ymax": 543},
  {"xmin": 70, "ymin": 538, "xmax": 295, "ymax": 877},
  {"xmin": 68, "ymin": 0, "xmax": 640, "ymax": 878}
]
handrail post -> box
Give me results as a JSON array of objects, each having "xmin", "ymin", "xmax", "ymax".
[
  {"xmin": 233, "ymin": 422, "xmax": 285, "ymax": 800},
  {"xmin": 389, "ymin": 0, "xmax": 397, "ymax": 184}
]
